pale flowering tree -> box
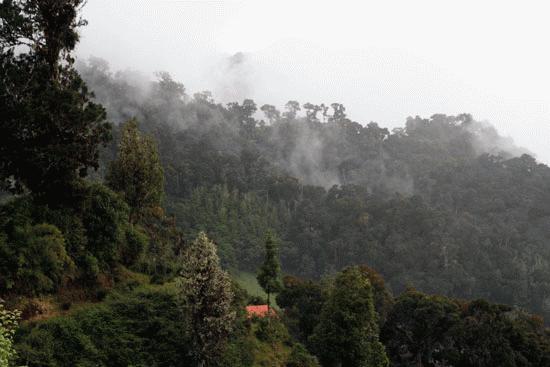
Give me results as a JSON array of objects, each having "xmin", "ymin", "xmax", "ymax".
[{"xmin": 177, "ymin": 232, "xmax": 235, "ymax": 367}]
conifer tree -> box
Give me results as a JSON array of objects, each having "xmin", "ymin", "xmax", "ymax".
[
  {"xmin": 177, "ymin": 232, "xmax": 235, "ymax": 367},
  {"xmin": 257, "ymin": 231, "xmax": 282, "ymax": 311},
  {"xmin": 310, "ymin": 266, "xmax": 389, "ymax": 367}
]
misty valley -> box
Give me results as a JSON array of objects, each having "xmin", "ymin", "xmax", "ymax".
[{"xmin": 1, "ymin": 1, "xmax": 550, "ymax": 367}]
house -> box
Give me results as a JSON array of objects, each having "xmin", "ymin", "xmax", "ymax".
[{"xmin": 245, "ymin": 304, "xmax": 276, "ymax": 318}]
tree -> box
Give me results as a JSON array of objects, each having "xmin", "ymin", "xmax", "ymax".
[
  {"xmin": 260, "ymin": 104, "xmax": 281, "ymax": 124},
  {"xmin": 257, "ymin": 231, "xmax": 282, "ymax": 311},
  {"xmin": 381, "ymin": 291, "xmax": 550, "ymax": 367},
  {"xmin": 320, "ymin": 103, "xmax": 329, "ymax": 122},
  {"xmin": 283, "ymin": 100, "xmax": 301, "ymax": 120},
  {"xmin": 357, "ymin": 265, "xmax": 394, "ymax": 327},
  {"xmin": 80, "ymin": 183, "xmax": 139, "ymax": 268},
  {"xmin": 276, "ymin": 275, "xmax": 326, "ymax": 345},
  {"xmin": 329, "ymin": 103, "xmax": 347, "ymax": 122},
  {"xmin": 0, "ymin": 0, "xmax": 111, "ymax": 201},
  {"xmin": 381, "ymin": 289, "xmax": 461, "ymax": 367},
  {"xmin": 106, "ymin": 119, "xmax": 164, "ymax": 223},
  {"xmin": 303, "ymin": 102, "xmax": 322, "ymax": 122},
  {"xmin": 177, "ymin": 232, "xmax": 235, "ymax": 367},
  {"xmin": 227, "ymin": 99, "xmax": 257, "ymax": 135},
  {"xmin": 310, "ymin": 267, "xmax": 389, "ymax": 367},
  {"xmin": 0, "ymin": 302, "xmax": 20, "ymax": 367}
]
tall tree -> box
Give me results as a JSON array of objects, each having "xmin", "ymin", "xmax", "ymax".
[
  {"xmin": 329, "ymin": 103, "xmax": 347, "ymax": 122},
  {"xmin": 260, "ymin": 104, "xmax": 281, "ymax": 124},
  {"xmin": 106, "ymin": 118, "xmax": 164, "ymax": 223},
  {"xmin": 310, "ymin": 266, "xmax": 389, "ymax": 367},
  {"xmin": 0, "ymin": 0, "xmax": 111, "ymax": 201},
  {"xmin": 283, "ymin": 100, "xmax": 301, "ymax": 120},
  {"xmin": 177, "ymin": 232, "xmax": 235, "ymax": 367},
  {"xmin": 257, "ymin": 231, "xmax": 282, "ymax": 311},
  {"xmin": 381, "ymin": 289, "xmax": 460, "ymax": 367},
  {"xmin": 303, "ymin": 102, "xmax": 322, "ymax": 122}
]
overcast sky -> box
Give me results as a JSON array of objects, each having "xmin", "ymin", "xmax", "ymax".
[{"xmin": 77, "ymin": 0, "xmax": 550, "ymax": 163}]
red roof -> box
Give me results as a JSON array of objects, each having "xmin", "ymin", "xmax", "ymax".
[{"xmin": 246, "ymin": 304, "xmax": 275, "ymax": 318}]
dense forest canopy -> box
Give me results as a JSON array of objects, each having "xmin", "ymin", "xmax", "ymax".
[{"xmin": 76, "ymin": 59, "xmax": 550, "ymax": 322}]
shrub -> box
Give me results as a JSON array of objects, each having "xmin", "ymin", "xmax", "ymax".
[
  {"xmin": 120, "ymin": 225, "xmax": 148, "ymax": 266},
  {"xmin": 15, "ymin": 317, "xmax": 99, "ymax": 367},
  {"xmin": 81, "ymin": 183, "xmax": 130, "ymax": 267},
  {"xmin": 0, "ymin": 223, "xmax": 73, "ymax": 295},
  {"xmin": 15, "ymin": 286, "xmax": 192, "ymax": 367},
  {"xmin": 254, "ymin": 318, "xmax": 289, "ymax": 344},
  {"xmin": 286, "ymin": 343, "xmax": 319, "ymax": 367},
  {"xmin": 0, "ymin": 303, "xmax": 20, "ymax": 367}
]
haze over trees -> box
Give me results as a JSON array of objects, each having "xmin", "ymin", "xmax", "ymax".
[
  {"xmin": 1, "ymin": 1, "xmax": 550, "ymax": 367},
  {"xmin": 77, "ymin": 58, "xmax": 550, "ymax": 323}
]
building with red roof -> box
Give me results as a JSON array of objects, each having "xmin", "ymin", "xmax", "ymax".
[{"xmin": 245, "ymin": 304, "xmax": 276, "ymax": 318}]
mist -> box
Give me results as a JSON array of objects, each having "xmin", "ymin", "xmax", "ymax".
[
  {"xmin": 76, "ymin": 1, "xmax": 550, "ymax": 165},
  {"xmin": 5, "ymin": 3, "xmax": 550, "ymax": 364}
]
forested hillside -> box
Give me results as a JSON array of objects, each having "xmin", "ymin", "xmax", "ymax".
[
  {"xmin": 79, "ymin": 59, "xmax": 550, "ymax": 321},
  {"xmin": 1, "ymin": 1, "xmax": 550, "ymax": 367}
]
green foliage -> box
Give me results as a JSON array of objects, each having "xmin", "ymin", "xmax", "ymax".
[
  {"xmin": 168, "ymin": 185, "xmax": 281, "ymax": 270},
  {"xmin": 121, "ymin": 225, "xmax": 148, "ymax": 267},
  {"xmin": 177, "ymin": 232, "xmax": 235, "ymax": 366},
  {"xmin": 80, "ymin": 183, "xmax": 131, "ymax": 267},
  {"xmin": 2, "ymin": 12, "xmax": 550, "ymax": 365},
  {"xmin": 257, "ymin": 232, "xmax": 282, "ymax": 309},
  {"xmin": 276, "ymin": 276, "xmax": 326, "ymax": 346},
  {"xmin": 220, "ymin": 282, "xmax": 255, "ymax": 367},
  {"xmin": 133, "ymin": 209, "xmax": 181, "ymax": 283},
  {"xmin": 0, "ymin": 181, "xmax": 147, "ymax": 296},
  {"xmin": 17, "ymin": 316, "xmax": 100, "ymax": 366},
  {"xmin": 255, "ymin": 318, "xmax": 288, "ymax": 344},
  {"xmin": 80, "ymin": 61, "xmax": 550, "ymax": 323},
  {"xmin": 0, "ymin": 0, "xmax": 111, "ymax": 201},
  {"xmin": 221, "ymin": 338, "xmax": 254, "ymax": 367},
  {"xmin": 0, "ymin": 220, "xmax": 73, "ymax": 295},
  {"xmin": 0, "ymin": 303, "xmax": 20, "ymax": 367},
  {"xmin": 310, "ymin": 267, "xmax": 389, "ymax": 367},
  {"xmin": 107, "ymin": 119, "xmax": 164, "ymax": 223},
  {"xmin": 381, "ymin": 290, "xmax": 550, "ymax": 367},
  {"xmin": 357, "ymin": 266, "xmax": 394, "ymax": 327},
  {"xmin": 15, "ymin": 285, "xmax": 192, "ymax": 367},
  {"xmin": 232, "ymin": 271, "xmax": 281, "ymax": 309},
  {"xmin": 0, "ymin": 332, "xmax": 12, "ymax": 367},
  {"xmin": 286, "ymin": 343, "xmax": 319, "ymax": 367},
  {"xmin": 241, "ymin": 315, "xmax": 319, "ymax": 367},
  {"xmin": 15, "ymin": 224, "xmax": 73, "ymax": 295},
  {"xmin": 381, "ymin": 289, "xmax": 461, "ymax": 366}
]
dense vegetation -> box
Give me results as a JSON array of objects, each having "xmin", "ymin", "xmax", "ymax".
[
  {"xmin": 78, "ymin": 58, "xmax": 550, "ymax": 322},
  {"xmin": 1, "ymin": 1, "xmax": 550, "ymax": 366},
  {"xmin": 277, "ymin": 270, "xmax": 550, "ymax": 367}
]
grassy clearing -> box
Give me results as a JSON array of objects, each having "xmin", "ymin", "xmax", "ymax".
[{"xmin": 231, "ymin": 271, "xmax": 279, "ymax": 308}]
